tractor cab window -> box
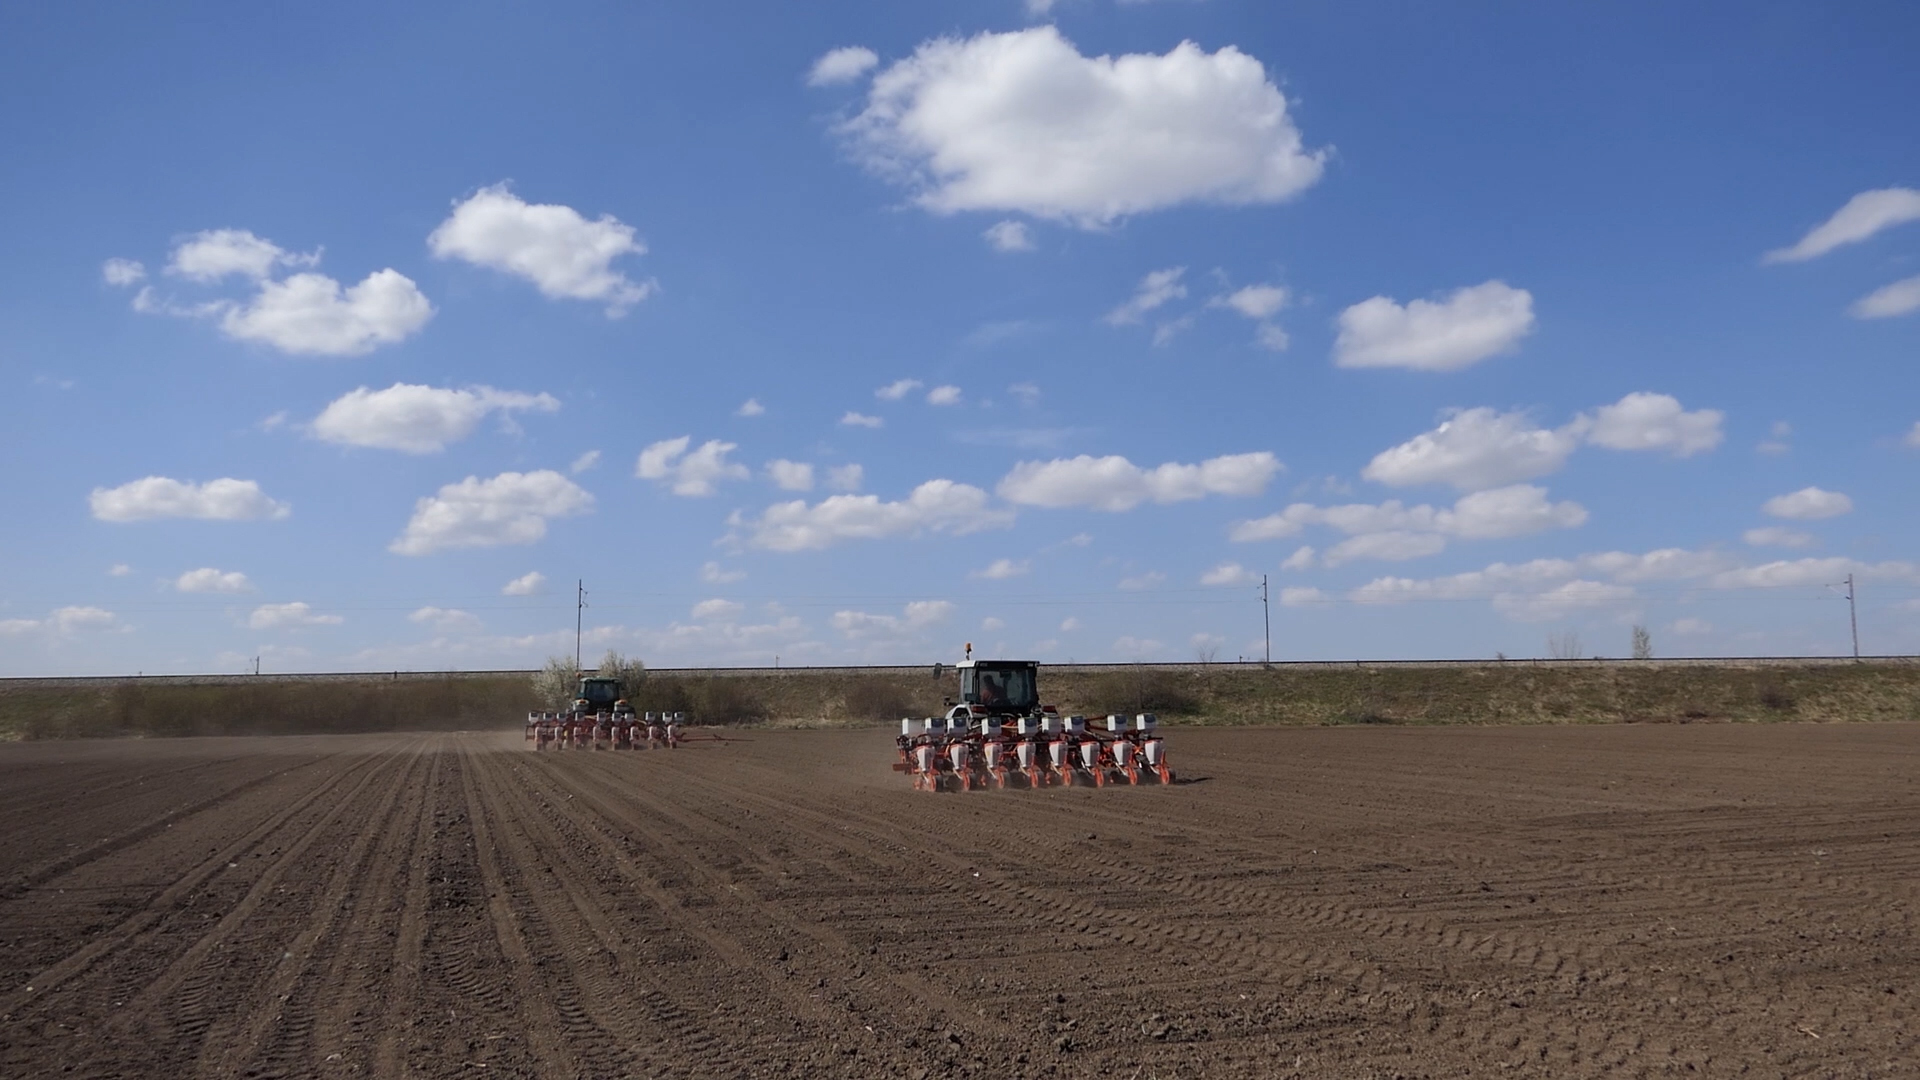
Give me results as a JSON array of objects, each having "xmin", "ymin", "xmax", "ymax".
[
  {"xmin": 579, "ymin": 680, "xmax": 620, "ymax": 707},
  {"xmin": 963, "ymin": 665, "xmax": 1037, "ymax": 711}
]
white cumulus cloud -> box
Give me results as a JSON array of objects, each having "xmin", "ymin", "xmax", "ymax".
[
  {"xmin": 102, "ymin": 258, "xmax": 146, "ymax": 286},
  {"xmin": 91, "ymin": 477, "xmax": 290, "ymax": 522},
  {"xmin": 175, "ymin": 568, "xmax": 252, "ymax": 593},
  {"xmin": 841, "ymin": 411, "xmax": 884, "ymax": 428},
  {"xmin": 636, "ymin": 437, "xmax": 749, "ymax": 497},
  {"xmin": 1334, "ymin": 280, "xmax": 1535, "ymax": 372},
  {"xmin": 998, "ymin": 451, "xmax": 1281, "ymax": 511},
  {"xmin": 876, "ymin": 378, "xmax": 923, "ymax": 401},
  {"xmin": 1281, "ymin": 545, "xmax": 1315, "ymax": 570},
  {"xmin": 502, "ymin": 571, "xmax": 546, "ymax": 595},
  {"xmin": 1583, "ymin": 392, "xmax": 1724, "ymax": 456},
  {"xmin": 1363, "ymin": 408, "xmax": 1580, "ymax": 491},
  {"xmin": 248, "ymin": 602, "xmax": 343, "ymax": 630},
  {"xmin": 974, "ymin": 558, "xmax": 1031, "ymax": 580},
  {"xmin": 1849, "ymin": 275, "xmax": 1920, "ymax": 319},
  {"xmin": 390, "ymin": 470, "xmax": 593, "ymax": 555},
  {"xmin": 808, "ymin": 45, "xmax": 880, "ymax": 86},
  {"xmin": 926, "ymin": 385, "xmax": 962, "ymax": 406},
  {"xmin": 1764, "ymin": 187, "xmax": 1920, "ymax": 263},
  {"xmin": 767, "ymin": 459, "xmax": 815, "ymax": 491},
  {"xmin": 311, "ymin": 383, "xmax": 559, "ymax": 454},
  {"xmin": 570, "ymin": 450, "xmax": 600, "ymax": 474},
  {"xmin": 428, "ymin": 184, "xmax": 655, "ymax": 315},
  {"xmin": 167, "ymin": 229, "xmax": 317, "ymax": 282},
  {"xmin": 744, "ymin": 480, "xmax": 1013, "ymax": 551},
  {"xmin": 1200, "ymin": 562, "xmax": 1260, "ymax": 587},
  {"xmin": 736, "ymin": 398, "xmax": 767, "ymax": 417},
  {"xmin": 984, "ymin": 220, "xmax": 1035, "ymax": 252},
  {"xmin": 221, "ymin": 269, "xmax": 433, "ymax": 356},
  {"xmin": 692, "ymin": 598, "xmax": 746, "ymax": 621},
  {"xmin": 1762, "ymin": 486, "xmax": 1852, "ymax": 521},
  {"xmin": 1216, "ymin": 284, "xmax": 1289, "ymax": 320},
  {"xmin": 1279, "ymin": 586, "xmax": 1328, "ymax": 607},
  {"xmin": 839, "ymin": 27, "xmax": 1326, "ymax": 227}
]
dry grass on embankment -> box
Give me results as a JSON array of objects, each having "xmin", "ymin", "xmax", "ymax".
[{"xmin": 3, "ymin": 660, "xmax": 1918, "ymax": 740}]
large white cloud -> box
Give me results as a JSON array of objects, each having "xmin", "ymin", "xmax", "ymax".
[
  {"xmin": 1582, "ymin": 392, "xmax": 1724, "ymax": 456},
  {"xmin": 839, "ymin": 27, "xmax": 1326, "ymax": 226},
  {"xmin": 1363, "ymin": 408, "xmax": 1581, "ymax": 491},
  {"xmin": 428, "ymin": 184, "xmax": 655, "ymax": 315},
  {"xmin": 1232, "ymin": 484, "xmax": 1585, "ymax": 563},
  {"xmin": 1762, "ymin": 486, "xmax": 1852, "ymax": 520},
  {"xmin": 90, "ymin": 477, "xmax": 290, "ymax": 522},
  {"xmin": 0, "ymin": 606, "xmax": 123, "ymax": 637},
  {"xmin": 998, "ymin": 451, "xmax": 1280, "ymax": 511},
  {"xmin": 1334, "ymin": 281, "xmax": 1535, "ymax": 371},
  {"xmin": 745, "ymin": 480, "xmax": 1013, "ymax": 551},
  {"xmin": 1345, "ymin": 546, "xmax": 1919, "ymax": 624},
  {"xmin": 1849, "ymin": 274, "xmax": 1920, "ymax": 319},
  {"xmin": 167, "ymin": 229, "xmax": 318, "ymax": 282},
  {"xmin": 389, "ymin": 470, "xmax": 593, "ymax": 555},
  {"xmin": 636, "ymin": 437, "xmax": 749, "ymax": 497},
  {"xmin": 247, "ymin": 602, "xmax": 343, "ymax": 630},
  {"xmin": 175, "ymin": 568, "xmax": 252, "ymax": 593},
  {"xmin": 311, "ymin": 383, "xmax": 559, "ymax": 453},
  {"xmin": 1709, "ymin": 557, "xmax": 1917, "ymax": 590},
  {"xmin": 221, "ymin": 269, "xmax": 434, "ymax": 356},
  {"xmin": 1764, "ymin": 188, "xmax": 1920, "ymax": 263}
]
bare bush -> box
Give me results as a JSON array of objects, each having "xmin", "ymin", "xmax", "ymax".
[{"xmin": 1546, "ymin": 632, "xmax": 1584, "ymax": 660}]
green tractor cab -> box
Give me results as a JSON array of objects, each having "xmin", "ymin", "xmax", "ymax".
[{"xmin": 573, "ymin": 676, "xmax": 632, "ymax": 715}]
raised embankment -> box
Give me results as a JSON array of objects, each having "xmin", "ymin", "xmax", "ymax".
[{"xmin": 2, "ymin": 657, "xmax": 1917, "ymax": 739}]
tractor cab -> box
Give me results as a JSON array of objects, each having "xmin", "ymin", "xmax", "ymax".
[
  {"xmin": 575, "ymin": 676, "xmax": 627, "ymax": 714},
  {"xmin": 955, "ymin": 658, "xmax": 1039, "ymax": 716}
]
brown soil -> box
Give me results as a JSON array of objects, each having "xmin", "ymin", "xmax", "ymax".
[{"xmin": 0, "ymin": 723, "xmax": 1914, "ymax": 1078}]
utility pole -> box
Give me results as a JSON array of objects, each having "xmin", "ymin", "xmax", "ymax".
[
  {"xmin": 1846, "ymin": 573, "xmax": 1860, "ymax": 659},
  {"xmin": 575, "ymin": 579, "xmax": 587, "ymax": 670},
  {"xmin": 1261, "ymin": 574, "xmax": 1271, "ymax": 665}
]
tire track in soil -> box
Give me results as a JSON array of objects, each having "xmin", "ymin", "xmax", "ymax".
[
  {"xmin": 47, "ymin": 739, "xmax": 427, "ymax": 1078},
  {"xmin": 458, "ymin": 738, "xmax": 609, "ymax": 1080},
  {"xmin": 0, "ymin": 745, "xmax": 393, "ymax": 1023},
  {"xmin": 498, "ymin": 749, "xmax": 971, "ymax": 1076},
  {"xmin": 195, "ymin": 739, "xmax": 435, "ymax": 1078},
  {"xmin": 397, "ymin": 747, "xmax": 539, "ymax": 1077},
  {"xmin": 475, "ymin": 743, "xmax": 923, "ymax": 1077},
  {"xmin": 1, "ymin": 753, "xmax": 342, "ymax": 900}
]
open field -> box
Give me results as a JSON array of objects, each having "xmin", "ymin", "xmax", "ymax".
[
  {"xmin": 4, "ymin": 658, "xmax": 1918, "ymax": 739},
  {"xmin": 1, "ymin": 724, "xmax": 1914, "ymax": 1078}
]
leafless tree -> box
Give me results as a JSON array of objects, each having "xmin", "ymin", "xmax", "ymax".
[
  {"xmin": 1631, "ymin": 625, "xmax": 1653, "ymax": 660},
  {"xmin": 1546, "ymin": 631, "xmax": 1584, "ymax": 660}
]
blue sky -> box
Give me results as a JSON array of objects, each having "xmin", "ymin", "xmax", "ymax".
[{"xmin": 3, "ymin": 1, "xmax": 1917, "ymax": 675}]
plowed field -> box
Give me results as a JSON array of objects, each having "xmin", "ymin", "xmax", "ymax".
[{"xmin": 1, "ymin": 723, "xmax": 1915, "ymax": 1078}]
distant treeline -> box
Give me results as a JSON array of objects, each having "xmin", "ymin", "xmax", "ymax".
[{"xmin": 2, "ymin": 662, "xmax": 1917, "ymax": 740}]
